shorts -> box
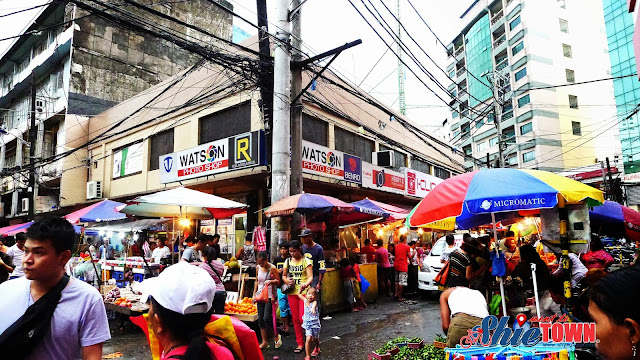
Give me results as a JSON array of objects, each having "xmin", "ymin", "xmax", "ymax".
[
  {"xmin": 343, "ymin": 280, "xmax": 355, "ymax": 304},
  {"xmin": 395, "ymin": 271, "xmax": 408, "ymax": 286},
  {"xmin": 305, "ymin": 327, "xmax": 321, "ymax": 338},
  {"xmin": 277, "ymin": 289, "xmax": 290, "ymax": 317}
]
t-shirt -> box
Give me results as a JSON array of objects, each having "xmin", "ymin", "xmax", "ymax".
[
  {"xmin": 448, "ymin": 287, "xmax": 489, "ymax": 319},
  {"xmin": 0, "ymin": 277, "xmax": 111, "ymax": 359},
  {"xmin": 283, "ymin": 256, "xmax": 313, "ymax": 294},
  {"xmin": 0, "ymin": 251, "xmax": 15, "ymax": 283},
  {"xmin": 199, "ymin": 260, "xmax": 226, "ymax": 292},
  {"xmin": 274, "ymin": 256, "xmax": 288, "ymax": 273},
  {"xmin": 375, "ymin": 247, "xmax": 391, "ymax": 268},
  {"xmin": 7, "ymin": 244, "xmax": 24, "ymax": 278},
  {"xmin": 181, "ymin": 247, "xmax": 202, "ymax": 263},
  {"xmin": 152, "ymin": 246, "xmax": 171, "ymax": 263},
  {"xmin": 340, "ymin": 265, "xmax": 354, "ymax": 279},
  {"xmin": 353, "ymin": 263, "xmax": 362, "ymax": 282},
  {"xmin": 441, "ymin": 246, "xmax": 456, "ymax": 263},
  {"xmin": 360, "ymin": 245, "xmax": 376, "ymax": 263},
  {"xmin": 553, "ymin": 253, "xmax": 588, "ymax": 287},
  {"xmin": 302, "ymin": 243, "xmax": 326, "ymax": 278},
  {"xmin": 394, "ymin": 243, "xmax": 411, "ymax": 272},
  {"xmin": 448, "ymin": 249, "xmax": 472, "ymax": 287}
]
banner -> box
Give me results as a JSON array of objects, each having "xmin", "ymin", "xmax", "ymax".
[
  {"xmin": 301, "ymin": 141, "xmax": 362, "ymax": 184},
  {"xmin": 159, "ymin": 131, "xmax": 263, "ymax": 184},
  {"xmin": 113, "ymin": 142, "xmax": 144, "ymax": 179},
  {"xmin": 405, "ymin": 169, "xmax": 443, "ymax": 197},
  {"xmin": 362, "ymin": 162, "xmax": 405, "ymax": 195}
]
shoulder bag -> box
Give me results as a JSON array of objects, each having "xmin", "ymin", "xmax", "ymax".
[
  {"xmin": 0, "ymin": 275, "xmax": 70, "ymax": 359},
  {"xmin": 434, "ymin": 261, "xmax": 450, "ymax": 287}
]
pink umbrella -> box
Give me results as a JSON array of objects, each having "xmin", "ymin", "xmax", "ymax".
[{"xmin": 0, "ymin": 222, "xmax": 33, "ymax": 236}]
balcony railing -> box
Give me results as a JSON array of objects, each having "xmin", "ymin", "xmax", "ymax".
[
  {"xmin": 493, "ymin": 33, "xmax": 506, "ymax": 49},
  {"xmin": 456, "ymin": 68, "xmax": 466, "ymax": 77},
  {"xmin": 496, "ymin": 59, "xmax": 509, "ymax": 72},
  {"xmin": 455, "ymin": 47, "xmax": 465, "ymax": 57},
  {"xmin": 491, "ymin": 10, "xmax": 504, "ymax": 25},
  {"xmin": 502, "ymin": 111, "xmax": 514, "ymax": 121}
]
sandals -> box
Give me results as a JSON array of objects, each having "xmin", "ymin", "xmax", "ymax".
[
  {"xmin": 259, "ymin": 343, "xmax": 270, "ymax": 349},
  {"xmin": 274, "ymin": 334, "xmax": 282, "ymax": 349},
  {"xmin": 294, "ymin": 347, "xmax": 304, "ymax": 353},
  {"xmin": 312, "ymin": 347, "xmax": 321, "ymax": 356}
]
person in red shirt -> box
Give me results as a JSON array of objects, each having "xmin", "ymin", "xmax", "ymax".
[
  {"xmin": 394, "ymin": 235, "xmax": 411, "ymax": 301},
  {"xmin": 360, "ymin": 239, "xmax": 376, "ymax": 263}
]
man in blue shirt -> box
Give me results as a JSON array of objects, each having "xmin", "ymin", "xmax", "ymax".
[{"xmin": 300, "ymin": 229, "xmax": 325, "ymax": 290}]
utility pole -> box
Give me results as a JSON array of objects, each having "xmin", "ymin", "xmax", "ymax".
[
  {"xmin": 396, "ymin": 0, "xmax": 406, "ymax": 116},
  {"xmin": 489, "ymin": 70, "xmax": 505, "ymax": 168},
  {"xmin": 606, "ymin": 157, "xmax": 614, "ymax": 200},
  {"xmin": 600, "ymin": 161, "xmax": 608, "ymax": 200},
  {"xmin": 270, "ymin": 0, "xmax": 292, "ymax": 259},
  {"xmin": 28, "ymin": 77, "xmax": 36, "ymax": 220},
  {"xmin": 290, "ymin": 0, "xmax": 304, "ymax": 237}
]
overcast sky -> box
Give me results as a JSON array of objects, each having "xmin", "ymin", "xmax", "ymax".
[{"xmin": 0, "ymin": 0, "xmax": 472, "ymax": 138}]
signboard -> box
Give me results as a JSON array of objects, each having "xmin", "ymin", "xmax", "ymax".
[
  {"xmin": 623, "ymin": 172, "xmax": 640, "ymax": 183},
  {"xmin": 568, "ymin": 167, "xmax": 618, "ymax": 181},
  {"xmin": 362, "ymin": 162, "xmax": 405, "ymax": 195},
  {"xmin": 301, "ymin": 140, "xmax": 362, "ymax": 184},
  {"xmin": 113, "ymin": 142, "xmax": 143, "ymax": 179},
  {"xmin": 159, "ymin": 131, "xmax": 263, "ymax": 184},
  {"xmin": 405, "ymin": 169, "xmax": 443, "ymax": 198}
]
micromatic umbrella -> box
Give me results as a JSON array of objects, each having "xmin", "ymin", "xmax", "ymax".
[
  {"xmin": 264, "ymin": 193, "xmax": 353, "ymax": 217},
  {"xmin": 407, "ymin": 169, "xmax": 604, "ymax": 227},
  {"xmin": 64, "ymin": 199, "xmax": 127, "ymax": 224},
  {"xmin": 407, "ymin": 168, "xmax": 604, "ymax": 316},
  {"xmin": 590, "ymin": 200, "xmax": 640, "ymax": 241}
]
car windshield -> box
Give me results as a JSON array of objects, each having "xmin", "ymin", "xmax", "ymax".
[{"xmin": 429, "ymin": 240, "xmax": 447, "ymax": 256}]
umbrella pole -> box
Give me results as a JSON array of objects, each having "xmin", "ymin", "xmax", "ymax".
[
  {"xmin": 557, "ymin": 197, "xmax": 573, "ymax": 311},
  {"xmin": 531, "ymin": 263, "xmax": 541, "ymax": 316},
  {"xmin": 492, "ymin": 212, "xmax": 507, "ymax": 317}
]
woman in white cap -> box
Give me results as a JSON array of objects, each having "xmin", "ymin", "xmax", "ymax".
[{"xmin": 142, "ymin": 262, "xmax": 234, "ymax": 360}]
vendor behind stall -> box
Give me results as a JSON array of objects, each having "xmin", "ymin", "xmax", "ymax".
[
  {"xmin": 360, "ymin": 239, "xmax": 376, "ymax": 263},
  {"xmin": 182, "ymin": 235, "xmax": 206, "ymax": 263},
  {"xmin": 152, "ymin": 238, "xmax": 171, "ymax": 263}
]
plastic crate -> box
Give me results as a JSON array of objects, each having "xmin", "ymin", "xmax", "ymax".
[
  {"xmin": 116, "ymin": 281, "xmax": 126, "ymax": 288},
  {"xmin": 113, "ymin": 271, "xmax": 124, "ymax": 280},
  {"xmin": 133, "ymin": 273, "xmax": 144, "ymax": 283}
]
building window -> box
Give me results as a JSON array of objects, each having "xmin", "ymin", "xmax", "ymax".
[
  {"xmin": 572, "ymin": 121, "xmax": 581, "ymax": 135},
  {"xmin": 520, "ymin": 122, "xmax": 533, "ymax": 135},
  {"xmin": 514, "ymin": 67, "xmax": 527, "ymax": 81},
  {"xmin": 434, "ymin": 166, "xmax": 451, "ymax": 179},
  {"xmin": 562, "ymin": 44, "xmax": 572, "ymax": 58},
  {"xmin": 449, "ymin": 69, "xmax": 455, "ymax": 78},
  {"xmin": 302, "ymin": 114, "xmax": 328, "ymax": 146},
  {"xmin": 507, "ymin": 155, "xmax": 517, "ymax": 166},
  {"xmin": 512, "ymin": 42, "xmax": 524, "ymax": 56},
  {"xmin": 569, "ymin": 95, "xmax": 578, "ymax": 109},
  {"xmin": 509, "ymin": 16, "xmax": 521, "ymax": 31},
  {"xmin": 517, "ymin": 94, "xmax": 531, "ymax": 107},
  {"xmin": 565, "ymin": 69, "xmax": 575, "ymax": 83},
  {"xmin": 475, "ymin": 118, "xmax": 485, "ymax": 129},
  {"xmin": 336, "ymin": 127, "xmax": 375, "ymax": 163},
  {"xmin": 411, "ymin": 157, "xmax": 431, "ymax": 174},
  {"xmin": 149, "ymin": 129, "xmax": 174, "ymax": 170},
  {"xmin": 477, "ymin": 141, "xmax": 487, "ymax": 152},
  {"xmin": 489, "ymin": 137, "xmax": 498, "ymax": 147},
  {"xmin": 463, "ymin": 145, "xmax": 472, "ymax": 156},
  {"xmin": 453, "ymin": 110, "xmax": 459, "ymax": 118},
  {"xmin": 199, "ymin": 101, "xmax": 251, "ymax": 144},
  {"xmin": 559, "ymin": 19, "xmax": 569, "ymax": 33},
  {"xmin": 522, "ymin": 150, "xmax": 535, "ymax": 163}
]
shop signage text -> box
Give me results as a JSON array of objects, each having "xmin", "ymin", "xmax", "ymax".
[
  {"xmin": 159, "ymin": 131, "xmax": 263, "ymax": 184},
  {"xmin": 113, "ymin": 142, "xmax": 144, "ymax": 179},
  {"xmin": 623, "ymin": 172, "xmax": 640, "ymax": 183},
  {"xmin": 405, "ymin": 169, "xmax": 442, "ymax": 197},
  {"xmin": 362, "ymin": 162, "xmax": 405, "ymax": 195}
]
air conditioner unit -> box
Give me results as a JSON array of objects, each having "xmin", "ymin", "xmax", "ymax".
[
  {"xmin": 86, "ymin": 181, "xmax": 102, "ymax": 200},
  {"xmin": 373, "ymin": 150, "xmax": 395, "ymax": 168},
  {"xmin": 21, "ymin": 198, "xmax": 29, "ymax": 212}
]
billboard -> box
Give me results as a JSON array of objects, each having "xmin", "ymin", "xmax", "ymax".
[
  {"xmin": 113, "ymin": 142, "xmax": 144, "ymax": 179},
  {"xmin": 362, "ymin": 162, "xmax": 406, "ymax": 195},
  {"xmin": 405, "ymin": 169, "xmax": 443, "ymax": 198},
  {"xmin": 159, "ymin": 131, "xmax": 263, "ymax": 184},
  {"xmin": 301, "ymin": 141, "xmax": 362, "ymax": 184}
]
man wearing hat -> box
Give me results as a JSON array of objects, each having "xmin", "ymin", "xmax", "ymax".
[{"xmin": 300, "ymin": 229, "xmax": 325, "ymax": 291}]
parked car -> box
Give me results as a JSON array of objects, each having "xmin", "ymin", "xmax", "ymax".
[{"xmin": 417, "ymin": 234, "xmax": 471, "ymax": 292}]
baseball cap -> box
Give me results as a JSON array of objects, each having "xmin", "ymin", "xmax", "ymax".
[
  {"xmin": 140, "ymin": 262, "xmax": 215, "ymax": 315},
  {"xmin": 299, "ymin": 228, "xmax": 312, "ymax": 237}
]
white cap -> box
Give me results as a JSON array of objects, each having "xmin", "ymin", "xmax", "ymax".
[{"xmin": 140, "ymin": 262, "xmax": 215, "ymax": 315}]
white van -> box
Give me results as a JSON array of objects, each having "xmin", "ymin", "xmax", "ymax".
[{"xmin": 417, "ymin": 234, "xmax": 469, "ymax": 292}]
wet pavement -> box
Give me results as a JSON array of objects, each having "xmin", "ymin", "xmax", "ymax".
[{"xmin": 103, "ymin": 292, "xmax": 444, "ymax": 360}]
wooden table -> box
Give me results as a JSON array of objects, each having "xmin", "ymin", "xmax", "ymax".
[{"xmin": 104, "ymin": 302, "xmax": 148, "ymax": 316}]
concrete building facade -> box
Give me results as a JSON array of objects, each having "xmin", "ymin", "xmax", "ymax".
[
  {"xmin": 446, "ymin": 0, "xmax": 619, "ymax": 172},
  {"xmin": 0, "ymin": 0, "xmax": 232, "ymax": 220}
]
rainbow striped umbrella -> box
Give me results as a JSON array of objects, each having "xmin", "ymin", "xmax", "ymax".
[{"xmin": 407, "ymin": 168, "xmax": 604, "ymax": 228}]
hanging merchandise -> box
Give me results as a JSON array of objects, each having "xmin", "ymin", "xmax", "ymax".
[
  {"xmin": 491, "ymin": 251, "xmax": 507, "ymax": 277},
  {"xmin": 253, "ymin": 226, "xmax": 267, "ymax": 252}
]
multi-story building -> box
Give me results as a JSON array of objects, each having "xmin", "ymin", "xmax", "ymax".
[
  {"xmin": 446, "ymin": 0, "xmax": 619, "ymax": 172},
  {"xmin": 0, "ymin": 1, "xmax": 232, "ymax": 220}
]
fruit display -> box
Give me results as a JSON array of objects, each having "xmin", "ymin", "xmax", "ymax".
[
  {"xmin": 114, "ymin": 297, "xmax": 133, "ymax": 308},
  {"xmin": 226, "ymin": 256, "xmax": 239, "ymax": 269},
  {"xmin": 224, "ymin": 297, "xmax": 258, "ymax": 315}
]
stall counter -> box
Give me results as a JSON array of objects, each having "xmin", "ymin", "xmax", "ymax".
[{"xmin": 321, "ymin": 263, "xmax": 378, "ymax": 314}]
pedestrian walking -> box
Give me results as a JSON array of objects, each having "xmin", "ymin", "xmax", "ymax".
[
  {"xmin": 0, "ymin": 218, "xmax": 111, "ymax": 359},
  {"xmin": 394, "ymin": 235, "xmax": 411, "ymax": 301},
  {"xmin": 253, "ymin": 251, "xmax": 282, "ymax": 349},
  {"xmin": 375, "ymin": 239, "xmax": 391, "ymax": 297},
  {"xmin": 300, "ymin": 287, "xmax": 321, "ymax": 359},
  {"xmin": 301, "ymin": 229, "xmax": 325, "ymax": 291},
  {"xmin": 350, "ymin": 255, "xmax": 367, "ymax": 310},
  {"xmin": 273, "ymin": 242, "xmax": 292, "ymax": 336},
  {"xmin": 282, "ymin": 240, "xmax": 314, "ymax": 354}
]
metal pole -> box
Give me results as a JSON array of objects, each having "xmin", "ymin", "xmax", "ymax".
[
  {"xmin": 531, "ymin": 263, "xmax": 541, "ymax": 317},
  {"xmin": 28, "ymin": 76, "xmax": 36, "ymax": 220},
  {"xmin": 491, "ymin": 212, "xmax": 507, "ymax": 317},
  {"xmin": 270, "ymin": 0, "xmax": 292, "ymax": 259},
  {"xmin": 290, "ymin": 0, "xmax": 304, "ymax": 236},
  {"xmin": 557, "ymin": 197, "xmax": 572, "ymax": 310},
  {"xmin": 396, "ymin": 0, "xmax": 406, "ymax": 115},
  {"xmin": 491, "ymin": 72, "xmax": 505, "ymax": 168},
  {"xmin": 600, "ymin": 161, "xmax": 608, "ymax": 200}
]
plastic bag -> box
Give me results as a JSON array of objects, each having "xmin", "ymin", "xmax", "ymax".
[
  {"xmin": 359, "ymin": 274, "xmax": 370, "ymax": 294},
  {"xmin": 491, "ymin": 251, "xmax": 507, "ymax": 277}
]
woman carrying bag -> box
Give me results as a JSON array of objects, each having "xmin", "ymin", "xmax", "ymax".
[
  {"xmin": 282, "ymin": 240, "xmax": 314, "ymax": 354},
  {"xmin": 253, "ymin": 251, "xmax": 282, "ymax": 349}
]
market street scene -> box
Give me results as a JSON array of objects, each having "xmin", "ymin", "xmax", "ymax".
[{"xmin": 1, "ymin": 0, "xmax": 640, "ymax": 360}]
